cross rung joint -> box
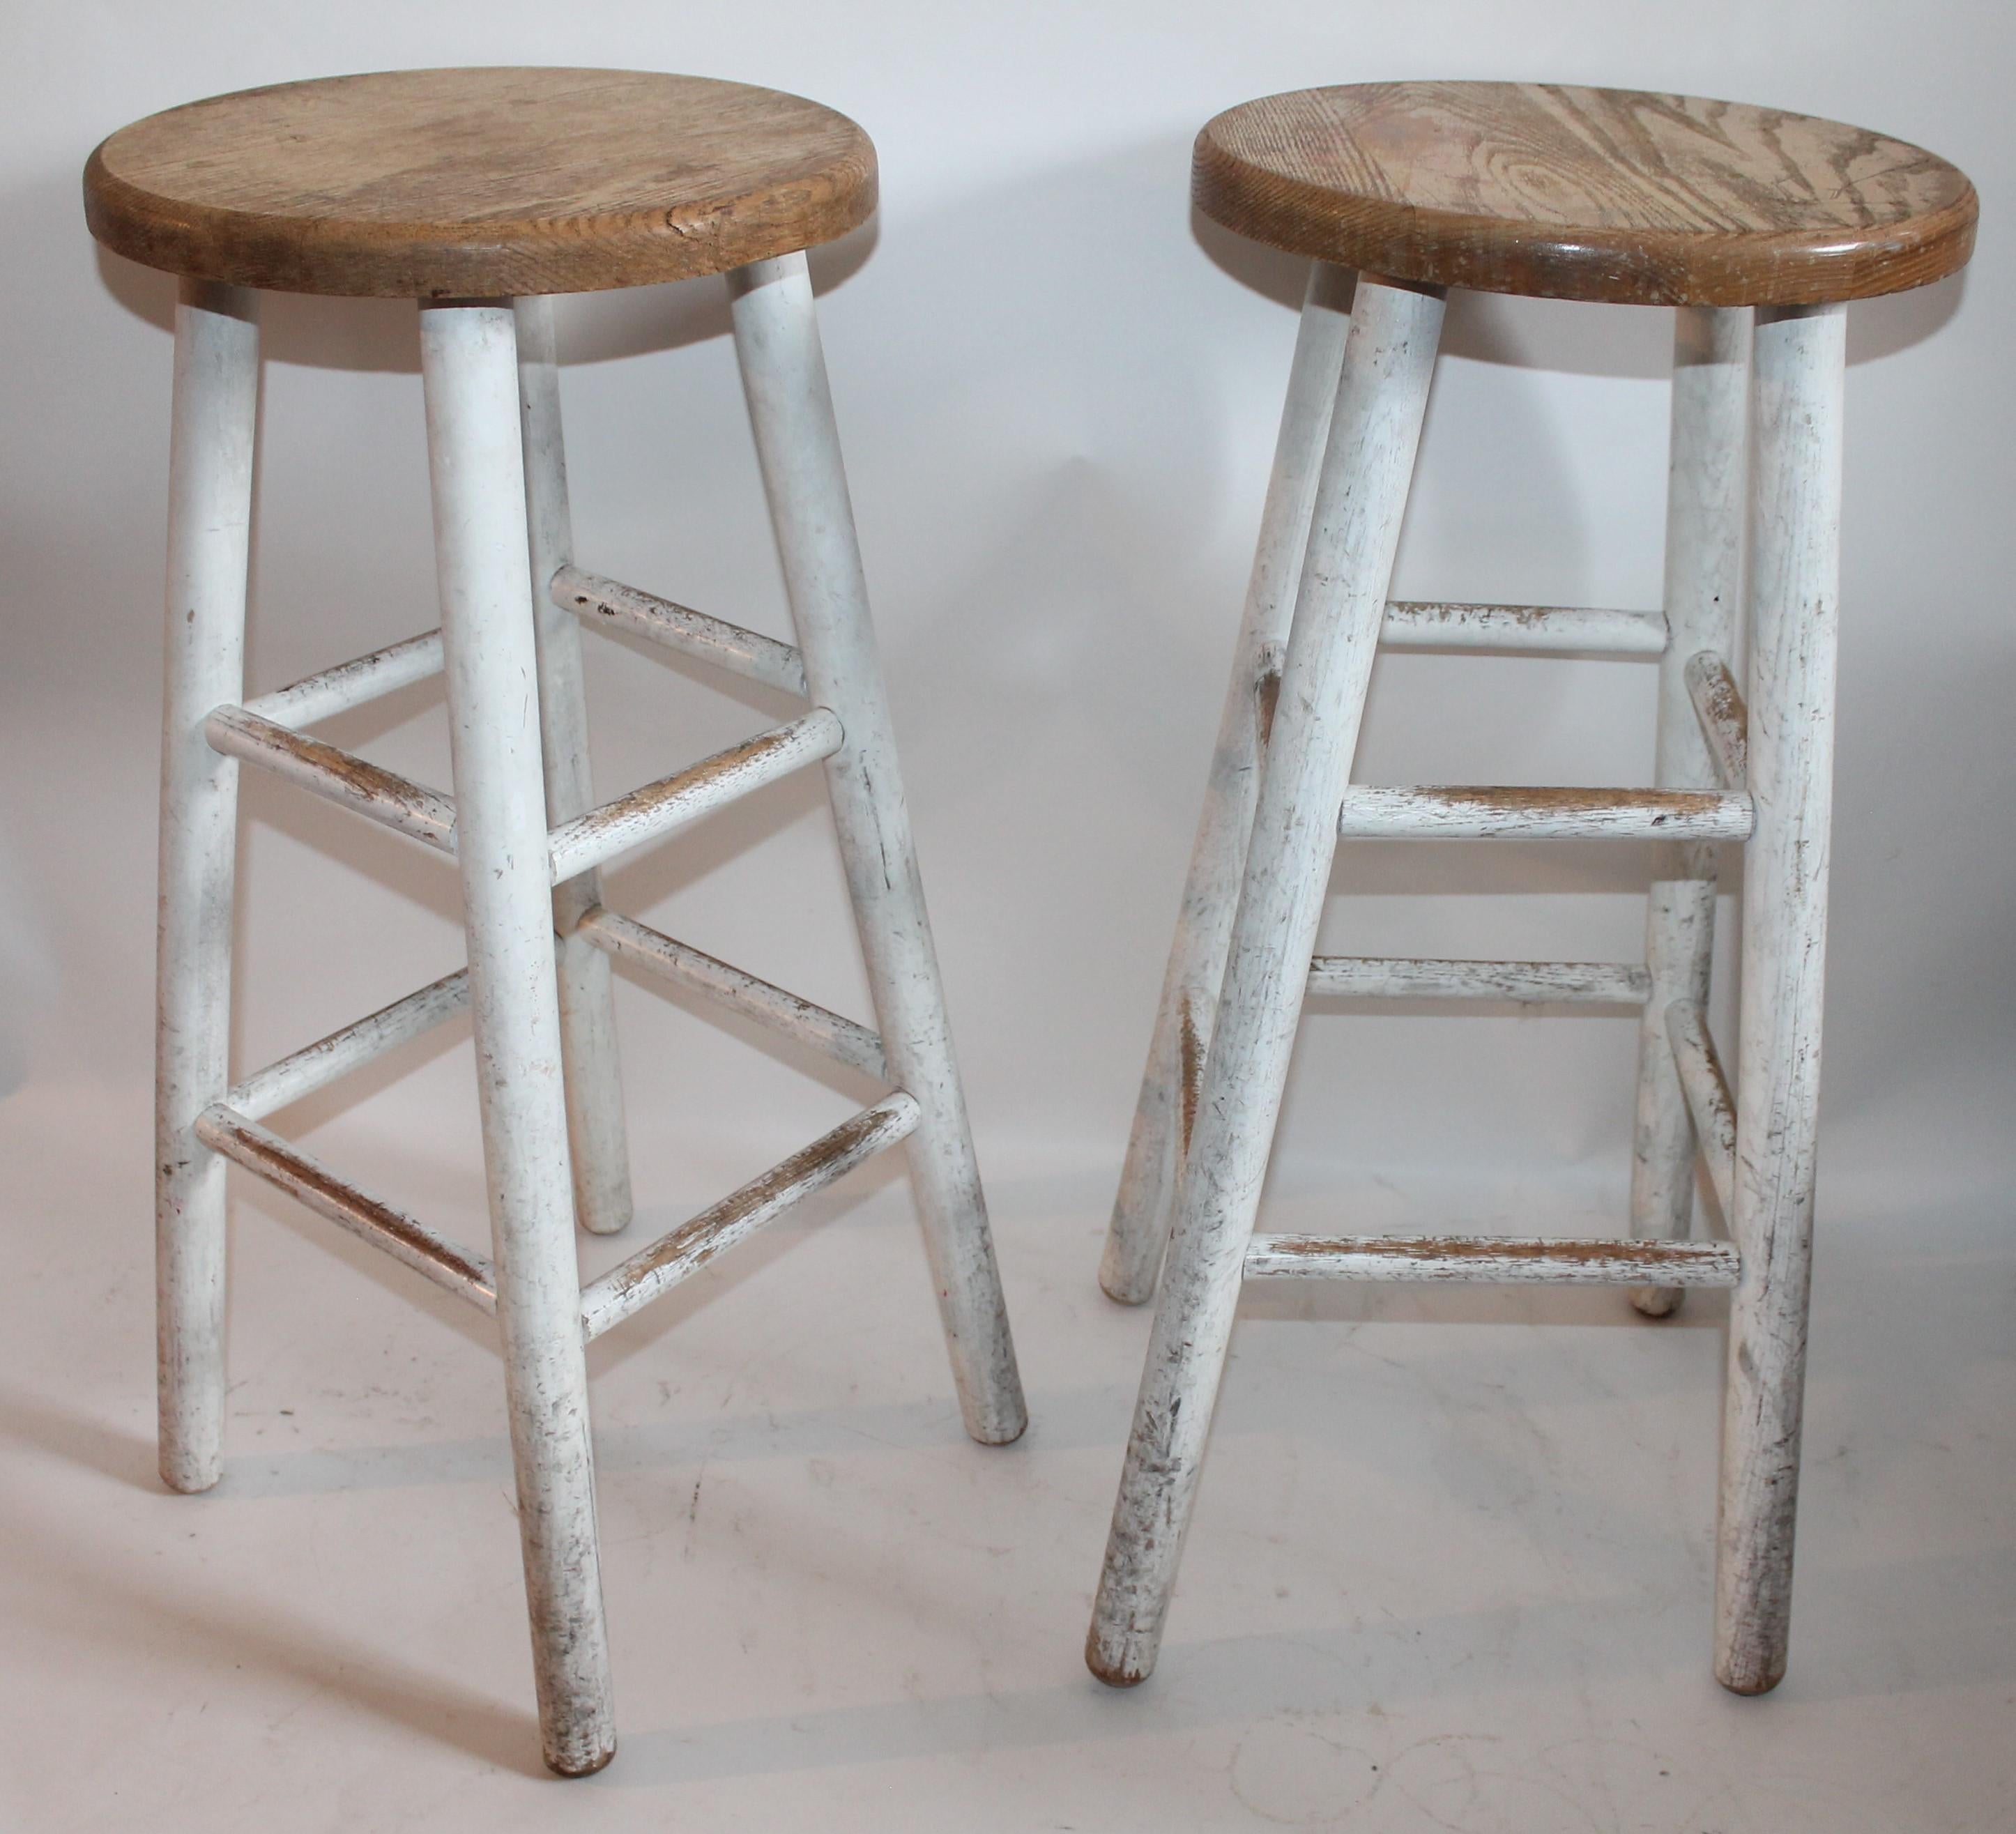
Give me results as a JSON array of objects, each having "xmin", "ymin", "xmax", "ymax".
[
  {"xmin": 548, "ymin": 707, "xmax": 843, "ymax": 886},
  {"xmin": 556, "ymin": 565, "xmax": 809, "ymax": 697},
  {"xmin": 239, "ymin": 629, "xmax": 445, "ymax": 729},
  {"xmin": 1383, "ymin": 601, "xmax": 1668, "ymax": 656},
  {"xmin": 1665, "ymin": 1000, "xmax": 1737, "ymax": 1227},
  {"xmin": 1336, "ymin": 784, "xmax": 1752, "ymax": 841},
  {"xmin": 1307, "ymin": 956, "xmax": 1649, "ymax": 1005},
  {"xmin": 196, "ymin": 1104, "xmax": 496, "ymax": 1313},
  {"xmin": 204, "ymin": 704, "xmax": 457, "ymax": 853},
  {"xmin": 580, "ymin": 1092, "xmax": 922, "ymax": 1340},
  {"xmin": 1244, "ymin": 1232, "xmax": 1739, "ymax": 1286},
  {"xmin": 226, "ymin": 968, "xmax": 471, "ymax": 1120},
  {"xmin": 576, "ymin": 907, "xmax": 887, "ymax": 1078}
]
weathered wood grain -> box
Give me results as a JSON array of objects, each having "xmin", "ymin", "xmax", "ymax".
[{"xmin": 1195, "ymin": 83, "xmax": 1976, "ymax": 305}]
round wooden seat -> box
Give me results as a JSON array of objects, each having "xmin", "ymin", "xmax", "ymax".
[
  {"xmin": 83, "ymin": 68, "xmax": 877, "ymax": 298},
  {"xmin": 1193, "ymin": 82, "xmax": 1976, "ymax": 307}
]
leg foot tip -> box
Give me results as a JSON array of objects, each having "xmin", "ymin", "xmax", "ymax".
[
  {"xmin": 1098, "ymin": 1274, "xmax": 1154, "ymax": 1307},
  {"xmin": 1629, "ymin": 1285, "xmax": 1686, "ymax": 1320},
  {"xmin": 1716, "ymin": 1667, "xmax": 1785, "ymax": 1697},
  {"xmin": 1085, "ymin": 1629, "xmax": 1153, "ymax": 1688},
  {"xmin": 546, "ymin": 1739, "xmax": 617, "ymax": 1778}
]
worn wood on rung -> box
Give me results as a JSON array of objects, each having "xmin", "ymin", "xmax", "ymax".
[
  {"xmin": 580, "ymin": 1092, "xmax": 920, "ymax": 1340},
  {"xmin": 1383, "ymin": 602, "xmax": 1667, "ymax": 655},
  {"xmin": 196, "ymin": 1104, "xmax": 496, "ymax": 1313},
  {"xmin": 546, "ymin": 706, "xmax": 843, "ymax": 885},
  {"xmin": 227, "ymin": 969, "xmax": 471, "ymax": 1121},
  {"xmin": 204, "ymin": 703, "xmax": 457, "ymax": 852},
  {"xmin": 1306, "ymin": 956, "xmax": 1650, "ymax": 1004},
  {"xmin": 1245, "ymin": 1232, "xmax": 1740, "ymax": 1286},
  {"xmin": 577, "ymin": 906, "xmax": 887, "ymax": 1078},
  {"xmin": 1666, "ymin": 1000, "xmax": 1738, "ymax": 1222},
  {"xmin": 1193, "ymin": 83, "xmax": 1976, "ymax": 305},
  {"xmin": 85, "ymin": 69, "xmax": 877, "ymax": 298},
  {"xmin": 555, "ymin": 566, "xmax": 807, "ymax": 696},
  {"xmin": 240, "ymin": 630, "xmax": 444, "ymax": 730},
  {"xmin": 1686, "ymin": 651, "xmax": 1750, "ymax": 790},
  {"xmin": 1336, "ymin": 784, "xmax": 1752, "ymax": 841}
]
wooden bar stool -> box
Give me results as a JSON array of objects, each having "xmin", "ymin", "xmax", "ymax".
[
  {"xmin": 1091, "ymin": 83, "xmax": 1974, "ymax": 1699},
  {"xmin": 85, "ymin": 66, "xmax": 1026, "ymax": 1776}
]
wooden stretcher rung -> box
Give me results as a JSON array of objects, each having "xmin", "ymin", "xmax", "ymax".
[
  {"xmin": 238, "ymin": 628, "xmax": 445, "ymax": 729},
  {"xmin": 1244, "ymin": 1232, "xmax": 1740, "ymax": 1285},
  {"xmin": 1666, "ymin": 999, "xmax": 1738, "ymax": 1225},
  {"xmin": 1306, "ymin": 956, "xmax": 1649, "ymax": 1004},
  {"xmin": 1336, "ymin": 783, "xmax": 1753, "ymax": 841},
  {"xmin": 556, "ymin": 565, "xmax": 809, "ymax": 696},
  {"xmin": 225, "ymin": 969, "xmax": 471, "ymax": 1120}
]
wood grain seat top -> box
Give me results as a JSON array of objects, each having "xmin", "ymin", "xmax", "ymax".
[
  {"xmin": 1194, "ymin": 82, "xmax": 1977, "ymax": 307},
  {"xmin": 84, "ymin": 68, "xmax": 878, "ymax": 298}
]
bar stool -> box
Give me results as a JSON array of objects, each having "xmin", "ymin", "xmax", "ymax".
[
  {"xmin": 1091, "ymin": 84, "xmax": 1975, "ymax": 1698},
  {"xmin": 84, "ymin": 66, "xmax": 1027, "ymax": 1776}
]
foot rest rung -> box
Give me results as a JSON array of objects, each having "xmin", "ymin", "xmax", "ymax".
[
  {"xmin": 1308, "ymin": 956, "xmax": 1649, "ymax": 1004},
  {"xmin": 227, "ymin": 969, "xmax": 471, "ymax": 1121},
  {"xmin": 556, "ymin": 565, "xmax": 809, "ymax": 697},
  {"xmin": 548, "ymin": 708, "xmax": 843, "ymax": 885},
  {"xmin": 1336, "ymin": 784, "xmax": 1752, "ymax": 841},
  {"xmin": 1245, "ymin": 1232, "xmax": 1739, "ymax": 1286},
  {"xmin": 196, "ymin": 1103, "xmax": 496, "ymax": 1313},
  {"xmin": 239, "ymin": 628, "xmax": 445, "ymax": 730},
  {"xmin": 576, "ymin": 908, "xmax": 886, "ymax": 1077},
  {"xmin": 580, "ymin": 1092, "xmax": 922, "ymax": 1340},
  {"xmin": 1383, "ymin": 601, "xmax": 1668, "ymax": 655}
]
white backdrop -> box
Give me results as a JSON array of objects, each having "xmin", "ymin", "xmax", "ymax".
[{"xmin": 2, "ymin": 1, "xmax": 2009, "ymax": 1248}]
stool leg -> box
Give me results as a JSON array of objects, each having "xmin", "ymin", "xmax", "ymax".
[
  {"xmin": 1630, "ymin": 305, "xmax": 1748, "ymax": 1315},
  {"xmin": 420, "ymin": 300, "xmax": 616, "ymax": 1775},
  {"xmin": 728, "ymin": 252, "xmax": 1028, "ymax": 1447},
  {"xmin": 1716, "ymin": 300, "xmax": 1845, "ymax": 1695},
  {"xmin": 1089, "ymin": 278, "xmax": 1445, "ymax": 1685},
  {"xmin": 156, "ymin": 280, "xmax": 259, "ymax": 1495},
  {"xmin": 1099, "ymin": 263, "xmax": 1352, "ymax": 1305},
  {"xmin": 515, "ymin": 297, "xmax": 635, "ymax": 1238}
]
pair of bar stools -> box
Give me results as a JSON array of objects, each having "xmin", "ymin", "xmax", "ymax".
[{"xmin": 85, "ymin": 70, "xmax": 1976, "ymax": 1774}]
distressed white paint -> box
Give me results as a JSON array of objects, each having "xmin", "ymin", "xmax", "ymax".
[
  {"xmin": 731, "ymin": 251, "xmax": 1027, "ymax": 1446},
  {"xmin": 239, "ymin": 628, "xmax": 444, "ymax": 728},
  {"xmin": 517, "ymin": 298, "xmax": 634, "ymax": 1239},
  {"xmin": 579, "ymin": 1092, "xmax": 921, "ymax": 1340},
  {"xmin": 1101, "ymin": 263, "xmax": 1353, "ymax": 1306},
  {"xmin": 155, "ymin": 280, "xmax": 258, "ymax": 1496},
  {"xmin": 227, "ymin": 968, "xmax": 470, "ymax": 1121},
  {"xmin": 1336, "ymin": 782, "xmax": 1752, "ymax": 841},
  {"xmin": 1717, "ymin": 302, "xmax": 1845, "ymax": 1697},
  {"xmin": 1665, "ymin": 998, "xmax": 1737, "ymax": 1223},
  {"xmin": 1245, "ymin": 1232, "xmax": 1739, "ymax": 1286},
  {"xmin": 1306, "ymin": 955, "xmax": 1650, "ymax": 1004},
  {"xmin": 419, "ymin": 299, "xmax": 614, "ymax": 1777},
  {"xmin": 1686, "ymin": 650, "xmax": 1750, "ymax": 790},
  {"xmin": 1630, "ymin": 307, "xmax": 1748, "ymax": 1317},
  {"xmin": 1381, "ymin": 600, "xmax": 1668, "ymax": 655},
  {"xmin": 196, "ymin": 1104, "xmax": 497, "ymax": 1313},
  {"xmin": 578, "ymin": 905, "xmax": 887, "ymax": 1078},
  {"xmin": 204, "ymin": 703, "xmax": 457, "ymax": 851},
  {"xmin": 544, "ymin": 705, "xmax": 843, "ymax": 885},
  {"xmin": 556, "ymin": 565, "xmax": 809, "ymax": 696},
  {"xmin": 1090, "ymin": 278, "xmax": 1446, "ymax": 1688}
]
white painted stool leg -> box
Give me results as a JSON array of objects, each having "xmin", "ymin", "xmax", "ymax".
[
  {"xmin": 420, "ymin": 300, "xmax": 615, "ymax": 1775},
  {"xmin": 156, "ymin": 280, "xmax": 259, "ymax": 1495},
  {"xmin": 1099, "ymin": 263, "xmax": 1352, "ymax": 1305},
  {"xmin": 515, "ymin": 296, "xmax": 635, "ymax": 1239},
  {"xmin": 1629, "ymin": 305, "xmax": 1748, "ymax": 1315},
  {"xmin": 1716, "ymin": 300, "xmax": 1845, "ymax": 1695},
  {"xmin": 1088, "ymin": 279, "xmax": 1446, "ymax": 1685},
  {"xmin": 728, "ymin": 252, "xmax": 1027, "ymax": 1446}
]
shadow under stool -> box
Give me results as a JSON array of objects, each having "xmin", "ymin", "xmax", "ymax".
[
  {"xmin": 1090, "ymin": 81, "xmax": 1976, "ymax": 1699},
  {"xmin": 84, "ymin": 66, "xmax": 1027, "ymax": 1776}
]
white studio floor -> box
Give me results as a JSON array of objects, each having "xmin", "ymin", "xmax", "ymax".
[{"xmin": 3, "ymin": 1071, "xmax": 2010, "ymax": 1833}]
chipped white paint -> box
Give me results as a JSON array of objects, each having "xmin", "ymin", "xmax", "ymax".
[
  {"xmin": 1101, "ymin": 263, "xmax": 1354, "ymax": 1306},
  {"xmin": 1306, "ymin": 955, "xmax": 1649, "ymax": 1004},
  {"xmin": 517, "ymin": 298, "xmax": 633, "ymax": 1239},
  {"xmin": 578, "ymin": 906, "xmax": 888, "ymax": 1078},
  {"xmin": 155, "ymin": 279, "xmax": 258, "ymax": 1496},
  {"xmin": 1630, "ymin": 307, "xmax": 1748, "ymax": 1316},
  {"xmin": 544, "ymin": 705, "xmax": 843, "ymax": 885},
  {"xmin": 1686, "ymin": 650, "xmax": 1750, "ymax": 790},
  {"xmin": 1245, "ymin": 1232, "xmax": 1739, "ymax": 1286},
  {"xmin": 731, "ymin": 250, "xmax": 1027, "ymax": 1446},
  {"xmin": 420, "ymin": 298, "xmax": 614, "ymax": 1776},
  {"xmin": 1090, "ymin": 277, "xmax": 1446, "ymax": 1687},
  {"xmin": 579, "ymin": 1092, "xmax": 922, "ymax": 1340},
  {"xmin": 556, "ymin": 565, "xmax": 809, "ymax": 696},
  {"xmin": 1717, "ymin": 301, "xmax": 1845, "ymax": 1697},
  {"xmin": 1336, "ymin": 782, "xmax": 1752, "ymax": 841},
  {"xmin": 1665, "ymin": 998, "xmax": 1736, "ymax": 1223},
  {"xmin": 239, "ymin": 627, "xmax": 444, "ymax": 728},
  {"xmin": 203, "ymin": 703, "xmax": 457, "ymax": 850},
  {"xmin": 1381, "ymin": 600, "xmax": 1668, "ymax": 654},
  {"xmin": 226, "ymin": 968, "xmax": 470, "ymax": 1121}
]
